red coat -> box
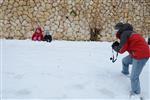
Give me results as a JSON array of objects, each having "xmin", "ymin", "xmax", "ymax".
[
  {"xmin": 32, "ymin": 27, "xmax": 43, "ymax": 41},
  {"xmin": 118, "ymin": 34, "xmax": 150, "ymax": 60}
]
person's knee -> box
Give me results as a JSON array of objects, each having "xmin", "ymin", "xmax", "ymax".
[
  {"xmin": 130, "ymin": 75, "xmax": 139, "ymax": 81},
  {"xmin": 122, "ymin": 57, "xmax": 127, "ymax": 64}
]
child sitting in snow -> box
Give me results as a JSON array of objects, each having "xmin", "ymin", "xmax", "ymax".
[
  {"xmin": 32, "ymin": 26, "xmax": 44, "ymax": 41},
  {"xmin": 43, "ymin": 30, "xmax": 52, "ymax": 42}
]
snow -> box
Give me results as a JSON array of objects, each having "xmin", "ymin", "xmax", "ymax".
[{"xmin": 0, "ymin": 39, "xmax": 150, "ymax": 100}]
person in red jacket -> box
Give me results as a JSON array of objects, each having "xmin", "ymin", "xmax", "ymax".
[
  {"xmin": 32, "ymin": 26, "xmax": 44, "ymax": 41},
  {"xmin": 112, "ymin": 22, "xmax": 149, "ymax": 98}
]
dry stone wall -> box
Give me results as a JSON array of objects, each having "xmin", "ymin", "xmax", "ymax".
[{"xmin": 0, "ymin": 0, "xmax": 150, "ymax": 41}]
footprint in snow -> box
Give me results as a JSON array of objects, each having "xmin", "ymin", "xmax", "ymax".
[
  {"xmin": 98, "ymin": 88, "xmax": 115, "ymax": 98},
  {"xmin": 73, "ymin": 84, "xmax": 85, "ymax": 90},
  {"xmin": 14, "ymin": 74, "xmax": 24, "ymax": 80},
  {"xmin": 15, "ymin": 89, "xmax": 31, "ymax": 96}
]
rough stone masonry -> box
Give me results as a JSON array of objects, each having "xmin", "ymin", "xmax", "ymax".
[{"xmin": 0, "ymin": 0, "xmax": 150, "ymax": 41}]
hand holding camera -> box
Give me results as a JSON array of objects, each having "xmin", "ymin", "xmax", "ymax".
[
  {"xmin": 110, "ymin": 41, "xmax": 119, "ymax": 63},
  {"xmin": 112, "ymin": 41, "xmax": 119, "ymax": 48}
]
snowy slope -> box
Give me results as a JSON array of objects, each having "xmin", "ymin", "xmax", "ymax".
[{"xmin": 0, "ymin": 39, "xmax": 149, "ymax": 100}]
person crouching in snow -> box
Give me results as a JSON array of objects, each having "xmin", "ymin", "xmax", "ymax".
[
  {"xmin": 111, "ymin": 22, "xmax": 149, "ymax": 97},
  {"xmin": 32, "ymin": 26, "xmax": 44, "ymax": 41},
  {"xmin": 43, "ymin": 30, "xmax": 52, "ymax": 42}
]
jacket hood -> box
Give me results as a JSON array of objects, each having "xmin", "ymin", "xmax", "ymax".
[
  {"xmin": 35, "ymin": 27, "xmax": 42, "ymax": 33},
  {"xmin": 118, "ymin": 23, "xmax": 133, "ymax": 34},
  {"xmin": 115, "ymin": 23, "xmax": 133, "ymax": 39}
]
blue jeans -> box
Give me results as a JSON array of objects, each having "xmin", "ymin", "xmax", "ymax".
[{"xmin": 122, "ymin": 55, "xmax": 149, "ymax": 94}]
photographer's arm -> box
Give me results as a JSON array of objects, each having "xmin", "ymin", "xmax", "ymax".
[{"xmin": 113, "ymin": 31, "xmax": 131, "ymax": 53}]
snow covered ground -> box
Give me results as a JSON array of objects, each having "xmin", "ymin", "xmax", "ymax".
[{"xmin": 0, "ymin": 39, "xmax": 149, "ymax": 100}]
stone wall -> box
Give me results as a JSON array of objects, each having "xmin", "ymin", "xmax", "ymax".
[{"xmin": 0, "ymin": 0, "xmax": 150, "ymax": 41}]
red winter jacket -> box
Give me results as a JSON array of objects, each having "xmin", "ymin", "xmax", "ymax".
[
  {"xmin": 118, "ymin": 33, "xmax": 150, "ymax": 60},
  {"xmin": 32, "ymin": 27, "xmax": 43, "ymax": 41}
]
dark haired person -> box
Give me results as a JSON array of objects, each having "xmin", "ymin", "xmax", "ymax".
[{"xmin": 112, "ymin": 22, "xmax": 149, "ymax": 98}]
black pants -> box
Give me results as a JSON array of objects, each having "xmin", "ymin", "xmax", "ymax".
[
  {"xmin": 148, "ymin": 38, "xmax": 150, "ymax": 45},
  {"xmin": 43, "ymin": 35, "xmax": 52, "ymax": 42}
]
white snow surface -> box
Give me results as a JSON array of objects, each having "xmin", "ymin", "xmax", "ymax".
[{"xmin": 0, "ymin": 39, "xmax": 149, "ymax": 100}]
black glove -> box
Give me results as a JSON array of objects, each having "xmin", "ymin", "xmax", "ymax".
[{"xmin": 112, "ymin": 41, "xmax": 119, "ymax": 48}]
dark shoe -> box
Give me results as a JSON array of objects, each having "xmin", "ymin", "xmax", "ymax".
[
  {"xmin": 121, "ymin": 71, "xmax": 129, "ymax": 75},
  {"xmin": 130, "ymin": 91, "xmax": 141, "ymax": 100}
]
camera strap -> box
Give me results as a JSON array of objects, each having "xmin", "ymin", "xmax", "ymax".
[{"xmin": 111, "ymin": 48, "xmax": 118, "ymax": 63}]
